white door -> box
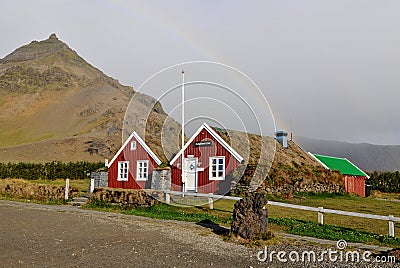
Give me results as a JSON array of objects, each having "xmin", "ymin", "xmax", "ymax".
[{"xmin": 184, "ymin": 158, "xmax": 197, "ymax": 192}]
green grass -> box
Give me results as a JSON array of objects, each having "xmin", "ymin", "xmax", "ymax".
[
  {"xmin": 265, "ymin": 192, "xmax": 400, "ymax": 236},
  {"xmin": 83, "ymin": 193, "xmax": 400, "ymax": 247},
  {"xmin": 269, "ymin": 217, "xmax": 400, "ymax": 247},
  {"xmin": 85, "ymin": 200, "xmax": 233, "ymax": 226}
]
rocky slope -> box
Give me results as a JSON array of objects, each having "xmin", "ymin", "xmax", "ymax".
[{"xmin": 0, "ymin": 34, "xmax": 181, "ymax": 163}]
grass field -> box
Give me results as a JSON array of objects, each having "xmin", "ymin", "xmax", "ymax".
[{"xmin": 209, "ymin": 193, "xmax": 400, "ymax": 237}]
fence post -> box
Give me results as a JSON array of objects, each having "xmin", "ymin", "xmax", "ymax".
[
  {"xmin": 318, "ymin": 207, "xmax": 324, "ymax": 225},
  {"xmin": 89, "ymin": 178, "xmax": 95, "ymax": 193},
  {"xmin": 165, "ymin": 192, "xmax": 171, "ymax": 204},
  {"xmin": 388, "ymin": 215, "xmax": 395, "ymax": 237},
  {"xmin": 208, "ymin": 193, "xmax": 214, "ymax": 210},
  {"xmin": 64, "ymin": 179, "xmax": 70, "ymax": 200}
]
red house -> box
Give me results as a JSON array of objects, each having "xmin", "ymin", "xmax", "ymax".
[
  {"xmin": 169, "ymin": 123, "xmax": 243, "ymax": 194},
  {"xmin": 106, "ymin": 131, "xmax": 161, "ymax": 189},
  {"xmin": 309, "ymin": 153, "xmax": 370, "ymax": 197}
]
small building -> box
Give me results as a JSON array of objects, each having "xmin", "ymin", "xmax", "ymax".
[
  {"xmin": 170, "ymin": 123, "xmax": 244, "ymax": 194},
  {"xmin": 106, "ymin": 131, "xmax": 161, "ymax": 189},
  {"xmin": 309, "ymin": 153, "xmax": 369, "ymax": 197}
]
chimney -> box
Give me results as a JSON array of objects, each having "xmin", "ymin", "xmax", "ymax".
[{"xmin": 275, "ymin": 130, "xmax": 288, "ymax": 148}]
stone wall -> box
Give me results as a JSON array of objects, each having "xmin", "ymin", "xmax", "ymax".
[
  {"xmin": 151, "ymin": 168, "xmax": 171, "ymax": 191},
  {"xmin": 91, "ymin": 172, "xmax": 108, "ymax": 188},
  {"xmin": 91, "ymin": 188, "xmax": 161, "ymax": 208},
  {"xmin": 231, "ymin": 164, "xmax": 346, "ymax": 196},
  {"xmin": 0, "ymin": 179, "xmax": 78, "ymax": 200}
]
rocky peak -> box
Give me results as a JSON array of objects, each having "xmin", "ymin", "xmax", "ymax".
[
  {"xmin": 49, "ymin": 33, "xmax": 58, "ymax": 40},
  {"xmin": 1, "ymin": 33, "xmax": 69, "ymax": 63}
]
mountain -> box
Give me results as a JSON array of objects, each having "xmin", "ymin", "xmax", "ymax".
[
  {"xmin": 0, "ymin": 34, "xmax": 181, "ymax": 163},
  {"xmin": 295, "ymin": 136, "xmax": 400, "ymax": 172},
  {"xmin": 0, "ymin": 34, "xmax": 347, "ymax": 193}
]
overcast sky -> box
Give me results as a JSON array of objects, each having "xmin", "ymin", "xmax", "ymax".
[{"xmin": 1, "ymin": 1, "xmax": 399, "ymax": 145}]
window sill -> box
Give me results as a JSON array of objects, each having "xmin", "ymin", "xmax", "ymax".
[
  {"xmin": 136, "ymin": 179, "xmax": 148, "ymax": 181},
  {"xmin": 209, "ymin": 177, "xmax": 225, "ymax": 181}
]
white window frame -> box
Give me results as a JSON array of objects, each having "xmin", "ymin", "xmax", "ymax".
[
  {"xmin": 136, "ymin": 160, "xmax": 149, "ymax": 181},
  {"xmin": 130, "ymin": 141, "xmax": 136, "ymax": 151},
  {"xmin": 209, "ymin": 156, "xmax": 225, "ymax": 180},
  {"xmin": 117, "ymin": 161, "xmax": 129, "ymax": 181}
]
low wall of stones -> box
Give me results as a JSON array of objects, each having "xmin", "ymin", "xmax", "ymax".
[
  {"xmin": 91, "ymin": 188, "xmax": 162, "ymax": 208},
  {"xmin": 263, "ymin": 182, "xmax": 345, "ymax": 195},
  {"xmin": 233, "ymin": 181, "xmax": 345, "ymax": 196},
  {"xmin": 0, "ymin": 179, "xmax": 79, "ymax": 200}
]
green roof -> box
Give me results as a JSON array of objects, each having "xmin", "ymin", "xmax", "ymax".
[{"xmin": 310, "ymin": 153, "xmax": 367, "ymax": 177}]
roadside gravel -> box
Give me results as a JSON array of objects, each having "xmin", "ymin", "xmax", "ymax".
[{"xmin": 0, "ymin": 200, "xmax": 397, "ymax": 267}]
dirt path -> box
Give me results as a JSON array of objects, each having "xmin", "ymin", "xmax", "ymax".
[
  {"xmin": 0, "ymin": 200, "xmax": 396, "ymax": 267},
  {"xmin": 0, "ymin": 200, "xmax": 261, "ymax": 267}
]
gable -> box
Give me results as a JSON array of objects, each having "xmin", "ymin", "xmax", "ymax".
[
  {"xmin": 107, "ymin": 131, "xmax": 161, "ymax": 167},
  {"xmin": 309, "ymin": 153, "xmax": 368, "ymax": 177},
  {"xmin": 170, "ymin": 123, "xmax": 243, "ymax": 165}
]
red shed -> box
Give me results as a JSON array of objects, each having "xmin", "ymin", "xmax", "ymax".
[
  {"xmin": 169, "ymin": 123, "xmax": 243, "ymax": 194},
  {"xmin": 106, "ymin": 131, "xmax": 161, "ymax": 189},
  {"xmin": 309, "ymin": 153, "xmax": 370, "ymax": 197}
]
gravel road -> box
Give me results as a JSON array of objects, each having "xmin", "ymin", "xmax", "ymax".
[{"xmin": 0, "ymin": 200, "xmax": 397, "ymax": 267}]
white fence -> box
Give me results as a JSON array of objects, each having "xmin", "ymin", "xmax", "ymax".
[{"xmin": 164, "ymin": 190, "xmax": 400, "ymax": 237}]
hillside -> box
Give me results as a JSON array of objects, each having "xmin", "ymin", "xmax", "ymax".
[
  {"xmin": 295, "ymin": 136, "xmax": 400, "ymax": 172},
  {"xmin": 0, "ymin": 34, "xmax": 181, "ymax": 163}
]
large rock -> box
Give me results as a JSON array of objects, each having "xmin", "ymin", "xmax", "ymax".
[{"xmin": 231, "ymin": 193, "xmax": 268, "ymax": 239}]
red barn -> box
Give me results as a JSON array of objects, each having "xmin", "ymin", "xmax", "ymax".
[
  {"xmin": 309, "ymin": 153, "xmax": 370, "ymax": 197},
  {"xmin": 169, "ymin": 123, "xmax": 243, "ymax": 194},
  {"xmin": 106, "ymin": 131, "xmax": 161, "ymax": 189}
]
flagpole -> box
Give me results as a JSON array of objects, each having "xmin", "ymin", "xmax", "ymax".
[{"xmin": 181, "ymin": 70, "xmax": 185, "ymax": 193}]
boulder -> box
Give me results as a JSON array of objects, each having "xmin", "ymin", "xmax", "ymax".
[{"xmin": 231, "ymin": 193, "xmax": 268, "ymax": 239}]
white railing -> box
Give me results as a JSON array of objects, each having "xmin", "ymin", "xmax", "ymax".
[{"xmin": 163, "ymin": 190, "xmax": 400, "ymax": 237}]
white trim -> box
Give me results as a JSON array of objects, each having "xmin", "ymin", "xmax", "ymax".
[
  {"xmin": 136, "ymin": 160, "xmax": 149, "ymax": 181},
  {"xmin": 345, "ymin": 158, "xmax": 370, "ymax": 178},
  {"xmin": 170, "ymin": 123, "xmax": 244, "ymax": 165},
  {"xmin": 117, "ymin": 161, "xmax": 129, "ymax": 181},
  {"xmin": 308, "ymin": 152, "xmax": 330, "ymax": 169},
  {"xmin": 107, "ymin": 131, "xmax": 162, "ymax": 168},
  {"xmin": 209, "ymin": 156, "xmax": 225, "ymax": 180}
]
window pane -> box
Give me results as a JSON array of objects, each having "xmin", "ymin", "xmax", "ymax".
[
  {"xmin": 213, "ymin": 159, "xmax": 216, "ymax": 164},
  {"xmin": 218, "ymin": 171, "xmax": 223, "ymax": 177},
  {"xmin": 219, "ymin": 164, "xmax": 223, "ymax": 170},
  {"xmin": 212, "ymin": 172, "xmax": 216, "ymax": 177},
  {"xmin": 219, "ymin": 159, "xmax": 223, "ymax": 164}
]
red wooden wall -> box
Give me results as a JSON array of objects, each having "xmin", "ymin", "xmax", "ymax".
[
  {"xmin": 171, "ymin": 129, "xmax": 240, "ymax": 194},
  {"xmin": 108, "ymin": 136, "xmax": 158, "ymax": 189},
  {"xmin": 344, "ymin": 175, "xmax": 366, "ymax": 197}
]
